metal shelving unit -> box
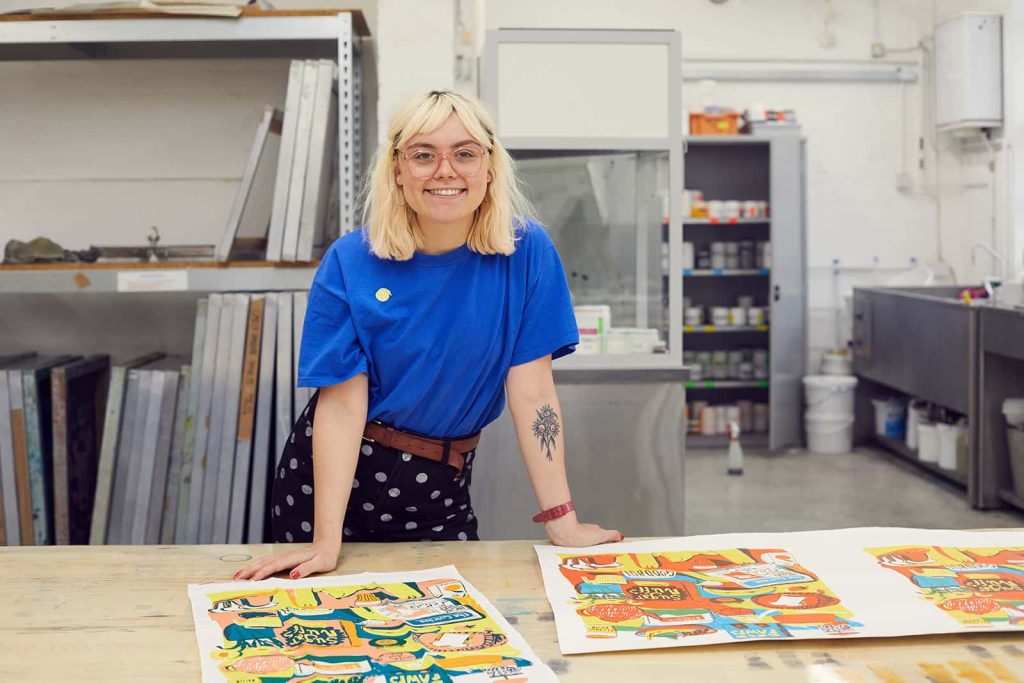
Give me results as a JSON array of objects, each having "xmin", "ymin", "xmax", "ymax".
[
  {"xmin": 873, "ymin": 434, "xmax": 967, "ymax": 488},
  {"xmin": 685, "ymin": 324, "xmax": 769, "ymax": 334},
  {"xmin": 684, "ymin": 269, "xmax": 770, "ymax": 277},
  {"xmin": 683, "ymin": 133, "xmax": 806, "ymax": 450},
  {"xmin": 0, "ymin": 262, "xmax": 316, "ymax": 294},
  {"xmin": 0, "ymin": 10, "xmax": 372, "ymax": 360}
]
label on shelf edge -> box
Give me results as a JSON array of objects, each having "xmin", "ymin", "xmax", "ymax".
[{"xmin": 116, "ymin": 270, "xmax": 188, "ymax": 292}]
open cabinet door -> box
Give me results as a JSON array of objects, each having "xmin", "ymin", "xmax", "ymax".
[{"xmin": 769, "ymin": 134, "xmax": 807, "ymax": 451}]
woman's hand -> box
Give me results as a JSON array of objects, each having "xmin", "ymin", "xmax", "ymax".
[
  {"xmin": 233, "ymin": 541, "xmax": 341, "ymax": 581},
  {"xmin": 544, "ymin": 512, "xmax": 623, "ymax": 547}
]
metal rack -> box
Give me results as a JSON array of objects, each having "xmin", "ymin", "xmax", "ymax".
[
  {"xmin": 0, "ymin": 9, "xmax": 368, "ymax": 254},
  {"xmin": 0, "ymin": 10, "xmax": 371, "ymax": 359},
  {"xmin": 683, "ymin": 133, "xmax": 807, "ymax": 450}
]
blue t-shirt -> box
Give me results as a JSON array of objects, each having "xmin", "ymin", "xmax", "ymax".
[{"xmin": 297, "ymin": 219, "xmax": 579, "ymax": 438}]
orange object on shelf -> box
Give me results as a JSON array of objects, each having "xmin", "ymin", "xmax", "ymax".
[{"xmin": 689, "ymin": 111, "xmax": 740, "ymax": 135}]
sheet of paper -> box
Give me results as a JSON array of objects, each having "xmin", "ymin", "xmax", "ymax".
[
  {"xmin": 188, "ymin": 565, "xmax": 556, "ymax": 682},
  {"xmin": 535, "ymin": 527, "xmax": 1024, "ymax": 654}
]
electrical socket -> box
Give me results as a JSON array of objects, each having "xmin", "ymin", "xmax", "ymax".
[{"xmin": 871, "ymin": 41, "xmax": 886, "ymax": 58}]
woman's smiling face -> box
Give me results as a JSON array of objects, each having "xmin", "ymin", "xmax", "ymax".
[{"xmin": 395, "ymin": 113, "xmax": 491, "ymax": 234}]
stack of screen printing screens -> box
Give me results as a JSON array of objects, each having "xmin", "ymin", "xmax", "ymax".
[
  {"xmin": 2, "ymin": 290, "xmax": 313, "ymax": 546},
  {"xmin": 217, "ymin": 58, "xmax": 341, "ymax": 263}
]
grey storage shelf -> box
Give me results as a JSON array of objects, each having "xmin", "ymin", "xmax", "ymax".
[
  {"xmin": 682, "ymin": 131, "xmax": 807, "ymax": 450},
  {"xmin": 0, "ymin": 10, "xmax": 373, "ymax": 362},
  {"xmin": 0, "ymin": 263, "xmax": 317, "ymax": 294},
  {"xmin": 684, "ymin": 269, "xmax": 770, "ymax": 277},
  {"xmin": 683, "ymin": 218, "xmax": 771, "ymax": 226},
  {"xmin": 873, "ymin": 434, "xmax": 967, "ymax": 488},
  {"xmin": 688, "ymin": 433, "xmax": 769, "ymax": 449},
  {"xmin": 687, "ymin": 380, "xmax": 769, "ymax": 390},
  {"xmin": 684, "ymin": 325, "xmax": 769, "ymax": 334}
]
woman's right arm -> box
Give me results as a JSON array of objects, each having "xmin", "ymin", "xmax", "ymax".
[{"xmin": 233, "ymin": 373, "xmax": 368, "ymax": 581}]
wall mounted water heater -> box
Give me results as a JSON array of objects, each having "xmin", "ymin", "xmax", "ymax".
[{"xmin": 934, "ymin": 12, "xmax": 1003, "ymax": 132}]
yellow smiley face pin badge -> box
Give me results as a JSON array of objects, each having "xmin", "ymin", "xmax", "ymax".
[{"xmin": 375, "ymin": 287, "xmax": 392, "ymax": 302}]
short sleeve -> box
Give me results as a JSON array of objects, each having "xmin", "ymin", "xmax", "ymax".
[
  {"xmin": 297, "ymin": 249, "xmax": 369, "ymax": 387},
  {"xmin": 510, "ymin": 237, "xmax": 579, "ymax": 367}
]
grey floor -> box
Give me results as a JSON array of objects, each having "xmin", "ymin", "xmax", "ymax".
[{"xmin": 685, "ymin": 446, "xmax": 1024, "ymax": 535}]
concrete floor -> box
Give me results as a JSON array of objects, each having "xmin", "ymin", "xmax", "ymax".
[{"xmin": 685, "ymin": 446, "xmax": 1024, "ymax": 535}]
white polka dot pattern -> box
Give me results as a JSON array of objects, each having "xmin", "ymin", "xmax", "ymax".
[
  {"xmin": 415, "ymin": 473, "xmax": 428, "ymax": 484},
  {"xmin": 375, "ymin": 472, "xmax": 387, "ymax": 482}
]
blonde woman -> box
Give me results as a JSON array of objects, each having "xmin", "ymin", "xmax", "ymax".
[{"xmin": 236, "ymin": 91, "xmax": 622, "ymax": 582}]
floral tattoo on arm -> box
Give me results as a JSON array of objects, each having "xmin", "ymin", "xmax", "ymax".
[{"xmin": 531, "ymin": 404, "xmax": 560, "ymax": 461}]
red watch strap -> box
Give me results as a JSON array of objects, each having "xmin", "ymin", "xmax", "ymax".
[{"xmin": 532, "ymin": 501, "xmax": 575, "ymax": 523}]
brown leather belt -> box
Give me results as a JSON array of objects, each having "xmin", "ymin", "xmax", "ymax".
[{"xmin": 362, "ymin": 421, "xmax": 480, "ymax": 475}]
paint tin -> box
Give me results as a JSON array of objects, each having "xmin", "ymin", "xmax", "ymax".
[
  {"xmin": 737, "ymin": 295, "xmax": 755, "ymax": 309},
  {"xmin": 738, "ymin": 361, "xmax": 754, "ymax": 380},
  {"xmin": 729, "ymin": 307, "xmax": 747, "ymax": 326},
  {"xmin": 715, "ymin": 405, "xmax": 729, "ymax": 434},
  {"xmin": 685, "ymin": 307, "xmax": 704, "ymax": 326},
  {"xmin": 754, "ymin": 403, "xmax": 770, "ymax": 432},
  {"xmin": 757, "ymin": 242, "xmax": 772, "ymax": 269},
  {"xmin": 742, "ymin": 200, "xmax": 759, "ymax": 218},
  {"xmin": 700, "ymin": 405, "xmax": 718, "ymax": 435},
  {"xmin": 707, "ymin": 200, "xmax": 725, "ymax": 219},
  {"xmin": 738, "ymin": 400, "xmax": 754, "ymax": 432},
  {"xmin": 747, "ymin": 307, "xmax": 765, "ymax": 326},
  {"xmin": 711, "ymin": 307, "xmax": 730, "ymax": 326},
  {"xmin": 739, "ymin": 241, "xmax": 755, "ymax": 269},
  {"xmin": 723, "ymin": 200, "xmax": 742, "ymax": 220},
  {"xmin": 683, "ymin": 241, "xmax": 695, "ymax": 270}
]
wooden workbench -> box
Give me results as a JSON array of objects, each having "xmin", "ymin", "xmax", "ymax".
[{"xmin": 0, "ymin": 541, "xmax": 1022, "ymax": 682}]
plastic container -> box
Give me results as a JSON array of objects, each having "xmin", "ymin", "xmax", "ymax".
[
  {"xmin": 820, "ymin": 350, "xmax": 853, "ymax": 376},
  {"xmin": 1003, "ymin": 398, "xmax": 1024, "ymax": 428},
  {"xmin": 872, "ymin": 398, "xmax": 906, "ymax": 439},
  {"xmin": 803, "ymin": 376, "xmax": 858, "ymax": 417},
  {"xmin": 905, "ymin": 400, "xmax": 928, "ymax": 451},
  {"xmin": 690, "ymin": 111, "xmax": 740, "ymax": 135},
  {"xmin": 917, "ymin": 423, "xmax": 940, "ymax": 463},
  {"xmin": 1008, "ymin": 425, "xmax": 1024, "ymax": 498},
  {"xmin": 937, "ymin": 423, "xmax": 959, "ymax": 471},
  {"xmin": 806, "ymin": 414, "xmax": 854, "ymax": 455}
]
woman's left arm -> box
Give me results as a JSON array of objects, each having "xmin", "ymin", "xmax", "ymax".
[{"xmin": 506, "ymin": 354, "xmax": 623, "ymax": 547}]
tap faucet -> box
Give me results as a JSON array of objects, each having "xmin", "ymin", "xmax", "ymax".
[{"xmin": 971, "ymin": 242, "xmax": 1005, "ymax": 277}]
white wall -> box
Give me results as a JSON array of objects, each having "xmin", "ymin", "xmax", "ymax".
[
  {"xmin": 0, "ymin": 0, "xmax": 456, "ymax": 251},
  {"xmin": 485, "ymin": 0, "xmax": 944, "ymax": 370}
]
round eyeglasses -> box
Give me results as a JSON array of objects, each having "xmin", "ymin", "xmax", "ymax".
[{"xmin": 396, "ymin": 146, "xmax": 489, "ymax": 179}]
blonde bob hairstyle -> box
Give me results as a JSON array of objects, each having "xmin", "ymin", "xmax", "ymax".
[{"xmin": 361, "ymin": 90, "xmax": 535, "ymax": 260}]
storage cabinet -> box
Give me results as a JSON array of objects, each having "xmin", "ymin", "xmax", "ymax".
[{"xmin": 682, "ymin": 133, "xmax": 806, "ymax": 450}]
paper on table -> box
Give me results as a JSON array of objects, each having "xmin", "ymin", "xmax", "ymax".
[
  {"xmin": 188, "ymin": 565, "xmax": 557, "ymax": 682},
  {"xmin": 535, "ymin": 527, "xmax": 1024, "ymax": 654}
]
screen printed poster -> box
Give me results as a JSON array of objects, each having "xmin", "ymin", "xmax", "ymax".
[
  {"xmin": 535, "ymin": 528, "xmax": 1024, "ymax": 654},
  {"xmin": 188, "ymin": 565, "xmax": 556, "ymax": 682}
]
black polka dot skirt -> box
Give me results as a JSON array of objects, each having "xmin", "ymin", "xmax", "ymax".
[{"xmin": 271, "ymin": 391, "xmax": 479, "ymax": 544}]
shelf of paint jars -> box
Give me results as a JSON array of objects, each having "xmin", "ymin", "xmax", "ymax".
[
  {"xmin": 687, "ymin": 433, "xmax": 770, "ymax": 449},
  {"xmin": 685, "ymin": 380, "xmax": 770, "ymax": 390},
  {"xmin": 683, "ymin": 268, "xmax": 770, "ymax": 277},
  {"xmin": 684, "ymin": 324, "xmax": 769, "ymax": 334},
  {"xmin": 682, "ymin": 217, "xmax": 771, "ymax": 226}
]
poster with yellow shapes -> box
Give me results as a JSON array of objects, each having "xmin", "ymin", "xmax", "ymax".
[
  {"xmin": 866, "ymin": 545, "xmax": 1024, "ymax": 627},
  {"xmin": 188, "ymin": 565, "xmax": 555, "ymax": 682},
  {"xmin": 536, "ymin": 529, "xmax": 1024, "ymax": 654}
]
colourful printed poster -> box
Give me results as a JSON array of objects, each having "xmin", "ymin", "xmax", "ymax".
[
  {"xmin": 867, "ymin": 545, "xmax": 1024, "ymax": 627},
  {"xmin": 536, "ymin": 529, "xmax": 1024, "ymax": 654},
  {"xmin": 188, "ymin": 565, "xmax": 555, "ymax": 682}
]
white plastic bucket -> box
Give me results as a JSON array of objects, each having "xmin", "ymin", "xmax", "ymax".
[
  {"xmin": 872, "ymin": 398, "xmax": 906, "ymax": 438},
  {"xmin": 905, "ymin": 401, "xmax": 928, "ymax": 451},
  {"xmin": 937, "ymin": 423, "xmax": 960, "ymax": 471},
  {"xmin": 821, "ymin": 350, "xmax": 853, "ymax": 376},
  {"xmin": 803, "ymin": 376, "xmax": 858, "ymax": 417},
  {"xmin": 806, "ymin": 414, "xmax": 854, "ymax": 455},
  {"xmin": 917, "ymin": 423, "xmax": 940, "ymax": 463},
  {"xmin": 1003, "ymin": 398, "xmax": 1024, "ymax": 428}
]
